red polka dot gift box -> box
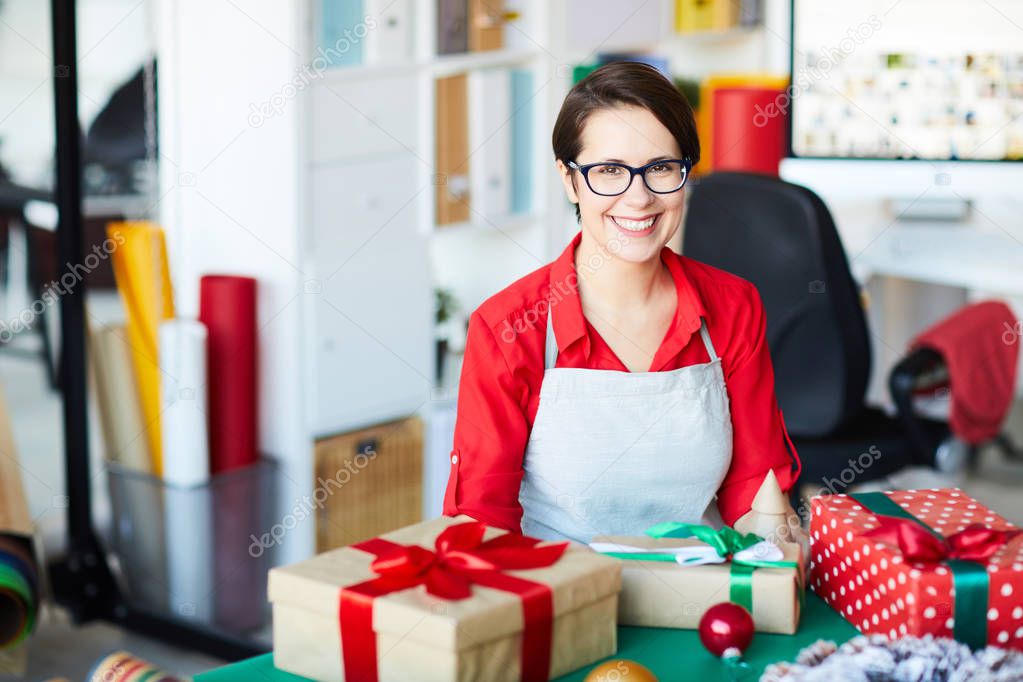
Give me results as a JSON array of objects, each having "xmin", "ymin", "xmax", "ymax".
[{"xmin": 809, "ymin": 488, "xmax": 1023, "ymax": 650}]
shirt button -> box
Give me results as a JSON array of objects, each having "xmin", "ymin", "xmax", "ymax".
[{"xmin": 450, "ymin": 454, "xmax": 458, "ymax": 464}]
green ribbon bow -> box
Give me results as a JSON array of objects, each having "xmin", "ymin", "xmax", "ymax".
[{"xmin": 599, "ymin": 522, "xmax": 800, "ymax": 612}]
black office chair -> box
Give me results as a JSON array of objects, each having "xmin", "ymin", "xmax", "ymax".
[{"xmin": 682, "ymin": 172, "xmax": 959, "ymax": 506}]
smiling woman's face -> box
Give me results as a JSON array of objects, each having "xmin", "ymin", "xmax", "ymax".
[{"xmin": 558, "ymin": 104, "xmax": 686, "ymax": 264}]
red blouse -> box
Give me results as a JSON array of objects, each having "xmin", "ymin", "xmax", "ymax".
[{"xmin": 442, "ymin": 232, "xmax": 801, "ymax": 532}]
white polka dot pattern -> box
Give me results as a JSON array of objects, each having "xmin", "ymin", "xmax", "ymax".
[{"xmin": 808, "ymin": 489, "xmax": 1023, "ymax": 650}]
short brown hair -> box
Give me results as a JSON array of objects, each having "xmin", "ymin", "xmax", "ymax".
[{"xmin": 552, "ymin": 61, "xmax": 700, "ymax": 222}]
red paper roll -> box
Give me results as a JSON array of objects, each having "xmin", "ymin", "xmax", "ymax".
[{"xmin": 199, "ymin": 275, "xmax": 258, "ymax": 474}]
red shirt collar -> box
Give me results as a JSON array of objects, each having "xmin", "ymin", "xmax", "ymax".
[{"xmin": 548, "ymin": 232, "xmax": 707, "ymax": 365}]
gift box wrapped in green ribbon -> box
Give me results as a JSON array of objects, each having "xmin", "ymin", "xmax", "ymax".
[
  {"xmin": 809, "ymin": 489, "xmax": 1023, "ymax": 651},
  {"xmin": 590, "ymin": 523, "xmax": 805, "ymax": 634}
]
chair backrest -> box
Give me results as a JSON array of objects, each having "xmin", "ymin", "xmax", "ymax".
[{"xmin": 682, "ymin": 172, "xmax": 871, "ymax": 438}]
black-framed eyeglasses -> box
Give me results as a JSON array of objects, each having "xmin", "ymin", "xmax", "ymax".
[{"xmin": 567, "ymin": 157, "xmax": 693, "ymax": 196}]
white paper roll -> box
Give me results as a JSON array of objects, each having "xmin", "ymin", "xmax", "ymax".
[
  {"xmin": 159, "ymin": 319, "xmax": 210, "ymax": 487},
  {"xmin": 164, "ymin": 484, "xmax": 214, "ymax": 622},
  {"xmin": 159, "ymin": 319, "xmax": 214, "ymax": 621}
]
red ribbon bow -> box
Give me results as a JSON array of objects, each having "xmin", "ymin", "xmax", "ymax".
[
  {"xmin": 862, "ymin": 516, "xmax": 1022, "ymax": 563},
  {"xmin": 367, "ymin": 520, "xmax": 569, "ymax": 599},
  {"xmin": 339, "ymin": 521, "xmax": 568, "ymax": 681}
]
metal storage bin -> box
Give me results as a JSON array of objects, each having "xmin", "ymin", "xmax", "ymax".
[{"xmin": 104, "ymin": 458, "xmax": 278, "ymax": 642}]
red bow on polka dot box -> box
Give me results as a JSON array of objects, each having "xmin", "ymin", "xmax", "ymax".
[{"xmin": 809, "ymin": 488, "xmax": 1023, "ymax": 650}]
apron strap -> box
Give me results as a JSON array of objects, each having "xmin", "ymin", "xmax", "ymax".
[
  {"xmin": 544, "ymin": 302, "xmax": 558, "ymax": 370},
  {"xmin": 698, "ymin": 317, "xmax": 719, "ymax": 362}
]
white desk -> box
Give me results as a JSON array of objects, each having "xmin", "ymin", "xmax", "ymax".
[
  {"xmin": 835, "ymin": 220, "xmax": 1023, "ymax": 401},
  {"xmin": 844, "ymin": 223, "xmax": 1023, "ymax": 297}
]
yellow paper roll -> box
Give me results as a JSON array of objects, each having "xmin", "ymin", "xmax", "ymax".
[{"xmin": 107, "ymin": 221, "xmax": 175, "ymax": 477}]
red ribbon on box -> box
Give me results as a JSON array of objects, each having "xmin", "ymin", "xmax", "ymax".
[
  {"xmin": 338, "ymin": 521, "xmax": 569, "ymax": 682},
  {"xmin": 862, "ymin": 516, "xmax": 1022, "ymax": 563},
  {"xmin": 851, "ymin": 491, "xmax": 1023, "ymax": 648}
]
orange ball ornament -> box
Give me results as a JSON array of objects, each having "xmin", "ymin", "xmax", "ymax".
[{"xmin": 583, "ymin": 658, "xmax": 658, "ymax": 682}]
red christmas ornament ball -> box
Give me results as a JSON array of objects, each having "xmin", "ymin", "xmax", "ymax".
[{"xmin": 698, "ymin": 602, "xmax": 755, "ymax": 658}]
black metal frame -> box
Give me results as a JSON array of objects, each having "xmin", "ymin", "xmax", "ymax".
[{"xmin": 46, "ymin": 0, "xmax": 264, "ymax": 661}]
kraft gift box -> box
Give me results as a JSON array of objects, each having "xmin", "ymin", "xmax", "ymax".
[
  {"xmin": 591, "ymin": 533, "xmax": 803, "ymax": 634},
  {"xmin": 269, "ymin": 515, "xmax": 622, "ymax": 681}
]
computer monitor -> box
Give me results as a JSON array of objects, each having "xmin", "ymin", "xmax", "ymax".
[{"xmin": 780, "ymin": 0, "xmax": 1023, "ymax": 205}]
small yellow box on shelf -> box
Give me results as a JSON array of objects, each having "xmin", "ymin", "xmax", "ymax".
[{"xmin": 675, "ymin": 0, "xmax": 738, "ymax": 33}]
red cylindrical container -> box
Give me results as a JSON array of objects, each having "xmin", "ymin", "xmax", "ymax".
[
  {"xmin": 199, "ymin": 275, "xmax": 258, "ymax": 474},
  {"xmin": 712, "ymin": 86, "xmax": 788, "ymax": 176}
]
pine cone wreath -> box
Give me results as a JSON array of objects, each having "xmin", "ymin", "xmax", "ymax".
[
  {"xmin": 760, "ymin": 634, "xmax": 1023, "ymax": 681},
  {"xmin": 793, "ymin": 640, "xmax": 837, "ymax": 667}
]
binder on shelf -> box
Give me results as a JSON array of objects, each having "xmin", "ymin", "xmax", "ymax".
[
  {"xmin": 435, "ymin": 74, "xmax": 471, "ymax": 225},
  {"xmin": 437, "ymin": 0, "xmax": 468, "ymax": 55},
  {"xmin": 597, "ymin": 53, "xmax": 671, "ymax": 78},
  {"xmin": 574, "ymin": 53, "xmax": 671, "ymax": 84},
  {"xmin": 501, "ymin": 0, "xmax": 530, "ymax": 50},
  {"xmin": 318, "ymin": 0, "xmax": 365, "ymax": 68},
  {"xmin": 739, "ymin": 0, "xmax": 763, "ymax": 27},
  {"xmin": 675, "ymin": 0, "xmax": 738, "ymax": 33},
  {"xmin": 364, "ymin": 0, "xmax": 413, "ymax": 64},
  {"xmin": 573, "ymin": 63, "xmax": 599, "ymax": 84},
  {"xmin": 468, "ymin": 68, "xmax": 512, "ymax": 222},
  {"xmin": 468, "ymin": 0, "xmax": 504, "ymax": 52},
  {"xmin": 510, "ymin": 68, "xmax": 534, "ymax": 215}
]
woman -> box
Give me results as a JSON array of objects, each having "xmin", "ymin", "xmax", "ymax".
[{"xmin": 442, "ymin": 61, "xmax": 801, "ymax": 543}]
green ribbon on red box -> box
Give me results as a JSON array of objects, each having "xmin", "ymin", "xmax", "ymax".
[{"xmin": 851, "ymin": 491, "xmax": 1022, "ymax": 650}]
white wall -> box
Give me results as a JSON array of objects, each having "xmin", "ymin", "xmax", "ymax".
[{"xmin": 156, "ymin": 0, "xmax": 311, "ymax": 562}]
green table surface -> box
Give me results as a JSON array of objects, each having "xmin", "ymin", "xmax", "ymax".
[{"xmin": 196, "ymin": 594, "xmax": 857, "ymax": 682}]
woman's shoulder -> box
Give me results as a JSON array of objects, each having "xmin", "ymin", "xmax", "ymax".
[
  {"xmin": 674, "ymin": 252, "xmax": 763, "ymax": 311},
  {"xmin": 672, "ymin": 253, "xmax": 767, "ymax": 361}
]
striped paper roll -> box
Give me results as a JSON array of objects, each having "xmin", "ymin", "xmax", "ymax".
[
  {"xmin": 198, "ymin": 275, "xmax": 258, "ymax": 474},
  {"xmin": 88, "ymin": 651, "xmax": 185, "ymax": 681},
  {"xmin": 0, "ymin": 535, "xmax": 37, "ymax": 651},
  {"xmin": 159, "ymin": 319, "xmax": 210, "ymax": 487}
]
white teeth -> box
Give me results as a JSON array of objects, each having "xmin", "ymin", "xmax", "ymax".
[{"xmin": 612, "ymin": 216, "xmax": 656, "ymax": 231}]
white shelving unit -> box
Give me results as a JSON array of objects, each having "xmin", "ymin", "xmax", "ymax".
[{"xmin": 155, "ymin": 0, "xmax": 773, "ymax": 559}]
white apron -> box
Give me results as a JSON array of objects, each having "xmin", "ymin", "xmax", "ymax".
[{"xmin": 518, "ymin": 302, "xmax": 733, "ymax": 543}]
